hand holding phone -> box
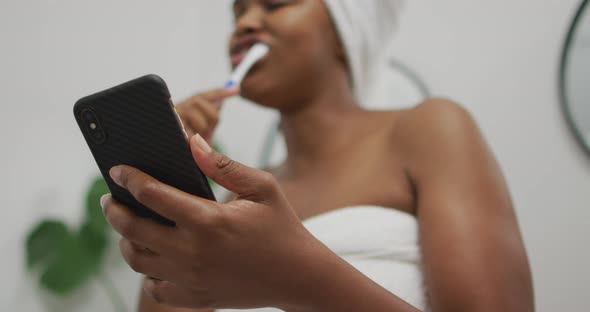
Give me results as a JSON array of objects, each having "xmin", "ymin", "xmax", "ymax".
[{"xmin": 74, "ymin": 74, "xmax": 216, "ymax": 225}]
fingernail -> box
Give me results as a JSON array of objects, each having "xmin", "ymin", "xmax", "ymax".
[
  {"xmin": 193, "ymin": 133, "xmax": 212, "ymax": 153},
  {"xmin": 110, "ymin": 166, "xmax": 122, "ymax": 186},
  {"xmin": 100, "ymin": 194, "xmax": 109, "ymax": 212}
]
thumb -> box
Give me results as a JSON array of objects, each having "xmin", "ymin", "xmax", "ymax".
[{"xmin": 190, "ymin": 134, "xmax": 278, "ymax": 200}]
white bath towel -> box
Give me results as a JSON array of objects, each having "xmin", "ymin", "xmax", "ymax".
[
  {"xmin": 217, "ymin": 205, "xmax": 430, "ymax": 312},
  {"xmin": 323, "ymin": 0, "xmax": 404, "ymax": 103}
]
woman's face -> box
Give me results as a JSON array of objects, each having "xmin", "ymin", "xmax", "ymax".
[{"xmin": 228, "ymin": 0, "xmax": 346, "ymax": 109}]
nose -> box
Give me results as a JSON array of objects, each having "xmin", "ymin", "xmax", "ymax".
[{"xmin": 234, "ymin": 6, "xmax": 265, "ymax": 36}]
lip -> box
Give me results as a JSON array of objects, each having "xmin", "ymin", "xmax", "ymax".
[
  {"xmin": 230, "ymin": 54, "xmax": 246, "ymax": 68},
  {"xmin": 230, "ymin": 34, "xmax": 269, "ymax": 67}
]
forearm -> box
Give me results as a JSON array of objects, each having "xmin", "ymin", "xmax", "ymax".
[{"xmin": 281, "ymin": 244, "xmax": 421, "ymax": 312}]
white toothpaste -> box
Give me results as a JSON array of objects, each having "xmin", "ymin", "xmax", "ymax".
[{"xmin": 225, "ymin": 43, "xmax": 270, "ymax": 88}]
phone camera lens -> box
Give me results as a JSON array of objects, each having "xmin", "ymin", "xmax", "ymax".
[
  {"xmin": 93, "ymin": 131, "xmax": 103, "ymax": 139},
  {"xmin": 81, "ymin": 108, "xmax": 106, "ymax": 144},
  {"xmin": 83, "ymin": 110, "xmax": 94, "ymax": 122}
]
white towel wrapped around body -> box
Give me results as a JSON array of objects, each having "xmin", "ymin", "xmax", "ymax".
[{"xmin": 217, "ymin": 206, "xmax": 430, "ymax": 312}]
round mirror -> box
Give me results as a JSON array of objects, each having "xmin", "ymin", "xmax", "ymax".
[{"xmin": 561, "ymin": 0, "xmax": 590, "ymax": 154}]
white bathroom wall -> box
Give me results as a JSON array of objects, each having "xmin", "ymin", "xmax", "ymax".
[{"xmin": 1, "ymin": 0, "xmax": 588, "ymax": 311}]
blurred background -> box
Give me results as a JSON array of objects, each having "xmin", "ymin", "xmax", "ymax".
[{"xmin": 1, "ymin": 0, "xmax": 589, "ymax": 311}]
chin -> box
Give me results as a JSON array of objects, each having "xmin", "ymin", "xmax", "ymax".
[{"xmin": 240, "ymin": 77, "xmax": 285, "ymax": 109}]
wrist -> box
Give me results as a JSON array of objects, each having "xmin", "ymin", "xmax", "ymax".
[
  {"xmin": 276, "ymin": 235, "xmax": 419, "ymax": 312},
  {"xmin": 273, "ymin": 235, "xmax": 353, "ymax": 312}
]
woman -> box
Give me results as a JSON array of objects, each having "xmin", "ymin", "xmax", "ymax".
[{"xmin": 100, "ymin": 0, "xmax": 534, "ymax": 311}]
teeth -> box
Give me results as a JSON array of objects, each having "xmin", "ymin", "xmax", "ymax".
[
  {"xmin": 233, "ymin": 49, "xmax": 248, "ymax": 61},
  {"xmin": 235, "ymin": 42, "xmax": 257, "ymax": 57}
]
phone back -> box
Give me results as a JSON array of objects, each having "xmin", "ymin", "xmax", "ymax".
[{"xmin": 74, "ymin": 74, "xmax": 215, "ymax": 225}]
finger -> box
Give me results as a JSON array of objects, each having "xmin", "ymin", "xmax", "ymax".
[
  {"xmin": 129, "ymin": 240, "xmax": 159, "ymax": 256},
  {"xmin": 199, "ymin": 87, "xmax": 240, "ymax": 103},
  {"xmin": 189, "ymin": 134, "xmax": 280, "ymax": 201},
  {"xmin": 191, "ymin": 98, "xmax": 220, "ymax": 129},
  {"xmin": 183, "ymin": 107, "xmax": 209, "ymax": 135},
  {"xmin": 144, "ymin": 278, "xmax": 214, "ymax": 309},
  {"xmin": 100, "ymin": 194, "xmax": 177, "ymax": 252},
  {"xmin": 109, "ymin": 166, "xmax": 219, "ymax": 227},
  {"xmin": 119, "ymin": 239, "xmax": 174, "ymax": 281},
  {"xmin": 176, "ymin": 101, "xmax": 210, "ymax": 136}
]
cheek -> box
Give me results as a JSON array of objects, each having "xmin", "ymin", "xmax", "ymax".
[{"xmin": 269, "ymin": 8, "xmax": 336, "ymax": 71}]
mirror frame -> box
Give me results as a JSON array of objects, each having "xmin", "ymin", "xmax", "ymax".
[{"xmin": 560, "ymin": 0, "xmax": 590, "ymax": 155}]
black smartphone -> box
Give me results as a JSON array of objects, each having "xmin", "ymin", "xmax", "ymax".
[{"xmin": 74, "ymin": 74, "xmax": 216, "ymax": 226}]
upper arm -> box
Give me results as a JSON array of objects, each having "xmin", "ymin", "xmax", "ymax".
[{"xmin": 397, "ymin": 99, "xmax": 534, "ymax": 312}]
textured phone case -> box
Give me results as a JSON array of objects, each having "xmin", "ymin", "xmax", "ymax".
[{"xmin": 74, "ymin": 74, "xmax": 216, "ymax": 226}]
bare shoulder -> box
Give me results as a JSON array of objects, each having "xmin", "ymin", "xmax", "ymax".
[
  {"xmin": 396, "ymin": 97, "xmax": 477, "ymax": 135},
  {"xmin": 383, "ymin": 97, "xmax": 497, "ymax": 184},
  {"xmin": 390, "ymin": 97, "xmax": 484, "ymax": 155}
]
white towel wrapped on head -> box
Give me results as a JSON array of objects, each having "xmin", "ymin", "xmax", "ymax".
[{"xmin": 323, "ymin": 0, "xmax": 404, "ymax": 103}]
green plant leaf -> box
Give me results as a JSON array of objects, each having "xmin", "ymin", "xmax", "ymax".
[
  {"xmin": 85, "ymin": 176, "xmax": 110, "ymax": 234},
  {"xmin": 39, "ymin": 232, "xmax": 104, "ymax": 296},
  {"xmin": 79, "ymin": 223, "xmax": 109, "ymax": 260},
  {"xmin": 26, "ymin": 176, "xmax": 115, "ymax": 297},
  {"xmin": 26, "ymin": 220, "xmax": 70, "ymax": 269},
  {"xmin": 36, "ymin": 211, "xmax": 109, "ymax": 296}
]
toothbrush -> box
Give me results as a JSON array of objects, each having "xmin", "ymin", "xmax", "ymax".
[{"xmin": 225, "ymin": 43, "xmax": 270, "ymax": 88}]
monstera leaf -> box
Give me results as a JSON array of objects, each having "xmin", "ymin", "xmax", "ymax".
[
  {"xmin": 26, "ymin": 220, "xmax": 70, "ymax": 269},
  {"xmin": 38, "ymin": 229, "xmax": 106, "ymax": 294},
  {"xmin": 26, "ymin": 176, "xmax": 111, "ymax": 295}
]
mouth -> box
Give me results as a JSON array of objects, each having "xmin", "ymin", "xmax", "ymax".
[{"xmin": 230, "ymin": 35, "xmax": 269, "ymax": 67}]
